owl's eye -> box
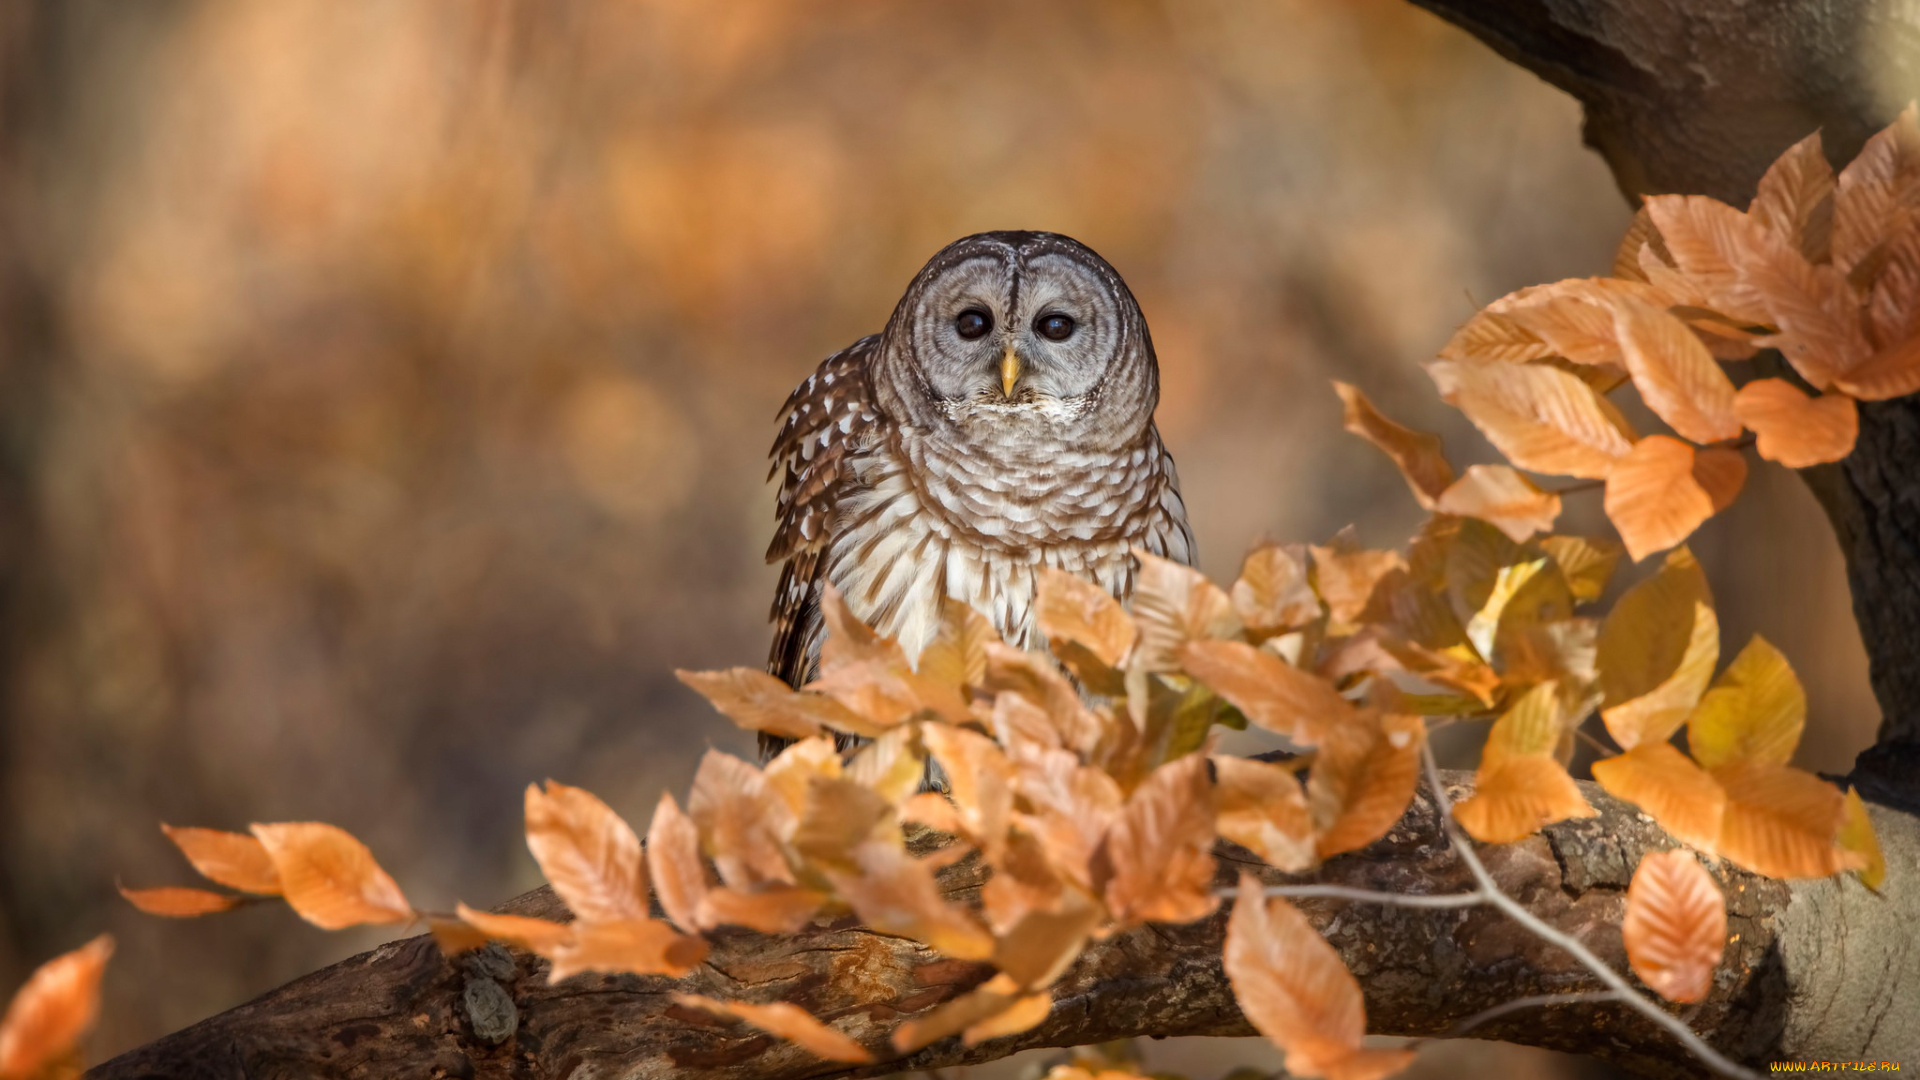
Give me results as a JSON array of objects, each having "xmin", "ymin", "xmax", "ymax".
[
  {"xmin": 1035, "ymin": 313, "xmax": 1076, "ymax": 341},
  {"xmin": 955, "ymin": 309, "xmax": 993, "ymax": 340}
]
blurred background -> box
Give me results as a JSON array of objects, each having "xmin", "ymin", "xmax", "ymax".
[{"xmin": 0, "ymin": 1, "xmax": 1874, "ymax": 1075}]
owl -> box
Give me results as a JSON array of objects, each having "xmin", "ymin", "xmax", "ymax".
[{"xmin": 763, "ymin": 231, "xmax": 1194, "ymax": 758}]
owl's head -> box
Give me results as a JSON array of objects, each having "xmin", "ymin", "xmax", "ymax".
[{"xmin": 872, "ymin": 231, "xmax": 1160, "ymax": 450}]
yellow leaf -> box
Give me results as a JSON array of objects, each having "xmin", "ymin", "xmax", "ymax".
[
  {"xmin": 160, "ymin": 824, "xmax": 282, "ymax": 896},
  {"xmin": 118, "ymin": 885, "xmax": 243, "ymax": 918},
  {"xmin": 675, "ymin": 994, "xmax": 872, "ymax": 1063},
  {"xmin": 1479, "ymin": 681, "xmax": 1565, "ymax": 774},
  {"xmin": 1213, "ymin": 755, "xmax": 1315, "ymax": 873},
  {"xmin": 762, "ymin": 736, "xmax": 842, "ymax": 819},
  {"xmin": 0, "ymin": 935, "xmax": 113, "ymax": 1080},
  {"xmin": 1603, "ymin": 436, "xmax": 1716, "ymax": 563},
  {"xmin": 524, "ymin": 780, "xmax": 648, "ymax": 924},
  {"xmin": 1539, "ymin": 535, "xmax": 1623, "ymax": 603},
  {"xmin": 917, "ymin": 596, "xmax": 993, "ymax": 689},
  {"xmin": 1591, "ymin": 744, "xmax": 1727, "ymax": 854},
  {"xmin": 1597, "ymin": 548, "xmax": 1718, "ymax": 750},
  {"xmin": 1453, "ymin": 755, "xmax": 1595, "ymax": 844},
  {"xmin": 1331, "ymin": 381, "xmax": 1455, "ymax": 507},
  {"xmin": 1840, "ymin": 787, "xmax": 1887, "ymax": 891},
  {"xmin": 1428, "ymin": 359, "xmax": 1634, "ymax": 479},
  {"xmin": 1685, "ymin": 635, "xmax": 1805, "ymax": 771},
  {"xmin": 1612, "ymin": 295, "xmax": 1742, "ymax": 443},
  {"xmin": 1622, "ymin": 850, "xmax": 1726, "ymax": 1003},
  {"xmin": 249, "ymin": 822, "xmax": 411, "ymax": 930},
  {"xmin": 1433, "ymin": 464, "xmax": 1561, "ymax": 543},
  {"xmin": 1035, "ymin": 567, "xmax": 1138, "ymax": 668}
]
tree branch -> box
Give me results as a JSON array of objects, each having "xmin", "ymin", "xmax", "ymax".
[{"xmin": 91, "ymin": 774, "xmax": 1917, "ymax": 1080}]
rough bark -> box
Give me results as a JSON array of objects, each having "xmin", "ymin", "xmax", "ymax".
[
  {"xmin": 94, "ymin": 775, "xmax": 1917, "ymax": 1080},
  {"xmin": 1404, "ymin": 0, "xmax": 1920, "ymax": 769}
]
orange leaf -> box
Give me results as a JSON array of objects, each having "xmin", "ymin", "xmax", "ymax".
[
  {"xmin": 1213, "ymin": 755, "xmax": 1314, "ymax": 872},
  {"xmin": 1612, "ymin": 296, "xmax": 1742, "ymax": 443},
  {"xmin": 525, "ymin": 780, "xmax": 648, "ymax": 924},
  {"xmin": 1453, "ymin": 755, "xmax": 1595, "ymax": 844},
  {"xmin": 118, "ymin": 885, "xmax": 244, "ymax": 918},
  {"xmin": 1732, "ymin": 379, "xmax": 1858, "ymax": 467},
  {"xmin": 1492, "ymin": 278, "xmax": 1666, "ymax": 368},
  {"xmin": 250, "ymin": 822, "xmax": 411, "ymax": 930},
  {"xmin": 1604, "ymin": 436, "xmax": 1716, "ymax": 563},
  {"xmin": 454, "ymin": 902, "xmax": 575, "ymax": 952},
  {"xmin": 1428, "ymin": 359, "xmax": 1633, "ymax": 479},
  {"xmin": 891, "ymin": 972, "xmax": 1024, "ymax": 1054},
  {"xmin": 1332, "ymin": 381, "xmax": 1455, "ymax": 507},
  {"xmin": 762, "ymin": 735, "xmax": 842, "ymax": 819},
  {"xmin": 1750, "ymin": 130, "xmax": 1835, "ymax": 262},
  {"xmin": 1591, "ymin": 744, "xmax": 1727, "ymax": 854},
  {"xmin": 1035, "ymin": 567, "xmax": 1137, "ymax": 669},
  {"xmin": 1102, "ymin": 754, "xmax": 1218, "ymax": 926},
  {"xmin": 1433, "ymin": 464, "xmax": 1561, "ymax": 543},
  {"xmin": 922, "ymin": 724, "xmax": 1014, "ymax": 857},
  {"xmin": 1622, "ymin": 850, "xmax": 1726, "ymax": 1003},
  {"xmin": 983, "ymin": 644, "xmax": 1106, "ymax": 755},
  {"xmin": 1179, "ymin": 639, "xmax": 1353, "ymax": 747},
  {"xmin": 160, "ymin": 824, "xmax": 281, "ymax": 895},
  {"xmin": 1691, "ymin": 446, "xmax": 1747, "ymax": 514},
  {"xmin": 688, "ymin": 750, "xmax": 795, "ymax": 890},
  {"xmin": 1832, "ymin": 103, "xmax": 1920, "ymax": 273},
  {"xmin": 677, "ymin": 994, "xmax": 873, "ymax": 1064},
  {"xmin": 1231, "ymin": 544, "xmax": 1322, "ymax": 637},
  {"xmin": 962, "ymin": 990, "xmax": 1054, "ymax": 1046},
  {"xmin": 1439, "ymin": 307, "xmax": 1555, "ymax": 364},
  {"xmin": 1129, "ymin": 550, "xmax": 1240, "ymax": 671},
  {"xmin": 673, "ymin": 667, "xmax": 860, "ymax": 742},
  {"xmin": 824, "ymin": 840, "xmax": 994, "ymax": 960},
  {"xmin": 645, "ymin": 792, "xmax": 712, "ymax": 933},
  {"xmin": 1614, "ymin": 206, "xmax": 1660, "ymax": 283},
  {"xmin": 1309, "ymin": 712, "xmax": 1424, "ymax": 858},
  {"xmin": 817, "ymin": 582, "xmax": 903, "ymax": 673},
  {"xmin": 1834, "ymin": 335, "xmax": 1920, "ymax": 401},
  {"xmin": 1642, "ymin": 194, "xmax": 1775, "ymax": 326},
  {"xmin": 1224, "ymin": 872, "xmax": 1416, "ymax": 1080},
  {"xmin": 917, "ymin": 596, "xmax": 994, "ymax": 689},
  {"xmin": 1310, "ymin": 542, "xmax": 1406, "ymax": 628},
  {"xmin": 0, "ymin": 935, "xmax": 113, "ymax": 1080},
  {"xmin": 1715, "ymin": 763, "xmax": 1854, "ymax": 879},
  {"xmin": 545, "ymin": 918, "xmax": 708, "ymax": 982}
]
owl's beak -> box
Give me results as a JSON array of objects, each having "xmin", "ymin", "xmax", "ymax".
[{"xmin": 999, "ymin": 348, "xmax": 1022, "ymax": 398}]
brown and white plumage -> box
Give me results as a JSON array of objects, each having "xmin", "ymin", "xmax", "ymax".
[{"xmin": 764, "ymin": 231, "xmax": 1193, "ymax": 757}]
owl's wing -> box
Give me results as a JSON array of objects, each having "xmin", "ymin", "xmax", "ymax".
[{"xmin": 766, "ymin": 334, "xmax": 884, "ymax": 692}]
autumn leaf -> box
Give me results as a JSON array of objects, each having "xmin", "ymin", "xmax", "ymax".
[
  {"xmin": 0, "ymin": 935, "xmax": 113, "ymax": 1080},
  {"xmin": 1332, "ymin": 381, "xmax": 1455, "ymax": 507},
  {"xmin": 1750, "ymin": 130, "xmax": 1835, "ymax": 261},
  {"xmin": 1603, "ymin": 436, "xmax": 1717, "ymax": 563},
  {"xmin": 816, "ymin": 582, "xmax": 902, "ymax": 672},
  {"xmin": 962, "ymin": 990, "xmax": 1054, "ymax": 1045},
  {"xmin": 160, "ymin": 824, "xmax": 281, "ymax": 895},
  {"xmin": 1622, "ymin": 851, "xmax": 1726, "ymax": 1003},
  {"xmin": 1833, "ymin": 335, "xmax": 1920, "ymax": 401},
  {"xmin": 119, "ymin": 885, "xmax": 245, "ymax": 918},
  {"xmin": 1597, "ymin": 548, "xmax": 1718, "ymax": 750},
  {"xmin": 1453, "ymin": 755, "xmax": 1595, "ymax": 844},
  {"xmin": 688, "ymin": 750, "xmax": 795, "ymax": 890},
  {"xmin": 918, "ymin": 596, "xmax": 993, "ymax": 689},
  {"xmin": 1231, "ymin": 544, "xmax": 1322, "ymax": 637},
  {"xmin": 1691, "ymin": 446, "xmax": 1747, "ymax": 514},
  {"xmin": 1642, "ymin": 195, "xmax": 1774, "ymax": 326},
  {"xmin": 984, "ymin": 644, "xmax": 1106, "ymax": 756},
  {"xmin": 250, "ymin": 822, "xmax": 411, "ymax": 930},
  {"xmin": 674, "ymin": 667, "xmax": 860, "ymax": 742},
  {"xmin": 675, "ymin": 994, "xmax": 873, "ymax": 1063},
  {"xmin": 1213, "ymin": 755, "xmax": 1315, "ymax": 872},
  {"xmin": 1686, "ymin": 635, "xmax": 1806, "ymax": 771},
  {"xmin": 1224, "ymin": 871, "xmax": 1416, "ymax": 1080},
  {"xmin": 991, "ymin": 900, "xmax": 1103, "ymax": 988},
  {"xmin": 1614, "ymin": 206, "xmax": 1660, "ymax": 283},
  {"xmin": 762, "ymin": 735, "xmax": 842, "ymax": 819},
  {"xmin": 1310, "ymin": 540, "xmax": 1406, "ymax": 628},
  {"xmin": 1492, "ymin": 278, "xmax": 1666, "ymax": 369},
  {"xmin": 1832, "ymin": 103, "xmax": 1920, "ymax": 273},
  {"xmin": 1427, "ymin": 359, "xmax": 1633, "ymax": 479},
  {"xmin": 645, "ymin": 792, "xmax": 712, "ymax": 933},
  {"xmin": 1839, "ymin": 787, "xmax": 1887, "ymax": 891},
  {"xmin": 1013, "ymin": 750, "xmax": 1125, "ymax": 893},
  {"xmin": 453, "ymin": 902, "xmax": 575, "ymax": 952},
  {"xmin": 892, "ymin": 973, "xmax": 1027, "ymax": 1054},
  {"xmin": 1102, "ymin": 753, "xmax": 1218, "ymax": 926},
  {"xmin": 1539, "ymin": 535, "xmax": 1623, "ymax": 603},
  {"xmin": 1591, "ymin": 743, "xmax": 1727, "ymax": 854},
  {"xmin": 1439, "ymin": 307, "xmax": 1556, "ymax": 364},
  {"xmin": 1433, "ymin": 464, "xmax": 1561, "ymax": 543},
  {"xmin": 1611, "ymin": 296, "xmax": 1742, "ymax": 444},
  {"xmin": 823, "ymin": 840, "xmax": 994, "ymax": 960},
  {"xmin": 1715, "ymin": 762, "xmax": 1855, "ymax": 879},
  {"xmin": 1476, "ymin": 681, "xmax": 1566, "ymax": 775},
  {"xmin": 1035, "ymin": 567, "xmax": 1137, "ymax": 668},
  {"xmin": 525, "ymin": 780, "xmax": 648, "ymax": 924},
  {"xmin": 1130, "ymin": 550, "xmax": 1240, "ymax": 671},
  {"xmin": 1178, "ymin": 639, "xmax": 1352, "ymax": 747},
  {"xmin": 921, "ymin": 723, "xmax": 1014, "ymax": 853},
  {"xmin": 1732, "ymin": 379, "xmax": 1858, "ymax": 467},
  {"xmin": 1309, "ymin": 711, "xmax": 1424, "ymax": 858},
  {"xmin": 546, "ymin": 918, "xmax": 709, "ymax": 982}
]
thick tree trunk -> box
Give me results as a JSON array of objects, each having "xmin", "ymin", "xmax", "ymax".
[{"xmin": 85, "ymin": 2, "xmax": 1920, "ymax": 1077}]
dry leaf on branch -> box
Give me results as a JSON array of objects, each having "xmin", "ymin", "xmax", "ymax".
[
  {"xmin": 675, "ymin": 994, "xmax": 873, "ymax": 1064},
  {"xmin": 1591, "ymin": 743, "xmax": 1727, "ymax": 854},
  {"xmin": 674, "ymin": 667, "xmax": 860, "ymax": 742},
  {"xmin": 547, "ymin": 918, "xmax": 709, "ymax": 981},
  {"xmin": 1596, "ymin": 548, "xmax": 1718, "ymax": 749},
  {"xmin": 1309, "ymin": 712, "xmax": 1424, "ymax": 859},
  {"xmin": 1840, "ymin": 788, "xmax": 1887, "ymax": 891},
  {"xmin": 1686, "ymin": 635, "xmax": 1806, "ymax": 771},
  {"xmin": 1213, "ymin": 755, "xmax": 1315, "ymax": 872},
  {"xmin": 160, "ymin": 824, "xmax": 281, "ymax": 895},
  {"xmin": 1035, "ymin": 567, "xmax": 1138, "ymax": 669},
  {"xmin": 249, "ymin": 822, "xmax": 412, "ymax": 930},
  {"xmin": 1733, "ymin": 379, "xmax": 1858, "ymax": 468},
  {"xmin": 645, "ymin": 792, "xmax": 712, "ymax": 934},
  {"xmin": 1332, "ymin": 381, "xmax": 1455, "ymax": 507},
  {"xmin": 1231, "ymin": 544, "xmax": 1322, "ymax": 637},
  {"xmin": 1622, "ymin": 850, "xmax": 1726, "ymax": 1003},
  {"xmin": 1179, "ymin": 639, "xmax": 1351, "ymax": 746},
  {"xmin": 1611, "ymin": 296, "xmax": 1741, "ymax": 444},
  {"xmin": 118, "ymin": 886, "xmax": 245, "ymax": 918},
  {"xmin": 1102, "ymin": 753, "xmax": 1218, "ymax": 926},
  {"xmin": 1427, "ymin": 359, "xmax": 1633, "ymax": 479},
  {"xmin": 1603, "ymin": 436, "xmax": 1717, "ymax": 563},
  {"xmin": 1433, "ymin": 464, "xmax": 1561, "ymax": 543},
  {"xmin": 525, "ymin": 780, "xmax": 649, "ymax": 924}
]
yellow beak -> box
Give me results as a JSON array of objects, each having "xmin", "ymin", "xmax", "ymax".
[{"xmin": 1000, "ymin": 348, "xmax": 1022, "ymax": 398}]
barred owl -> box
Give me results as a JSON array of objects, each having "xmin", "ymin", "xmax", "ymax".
[{"xmin": 763, "ymin": 231, "xmax": 1194, "ymax": 757}]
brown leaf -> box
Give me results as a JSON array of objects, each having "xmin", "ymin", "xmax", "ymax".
[
  {"xmin": 762, "ymin": 735, "xmax": 842, "ymax": 819},
  {"xmin": 983, "ymin": 644, "xmax": 1106, "ymax": 756},
  {"xmin": 1750, "ymin": 130, "xmax": 1836, "ymax": 262},
  {"xmin": 524, "ymin": 780, "xmax": 648, "ymax": 924},
  {"xmin": 1310, "ymin": 541, "xmax": 1407, "ymax": 628},
  {"xmin": 922, "ymin": 724, "xmax": 1014, "ymax": 856},
  {"xmin": 688, "ymin": 750, "xmax": 795, "ymax": 890},
  {"xmin": 676, "ymin": 994, "xmax": 872, "ymax": 1063},
  {"xmin": 645, "ymin": 792, "xmax": 712, "ymax": 933},
  {"xmin": 1213, "ymin": 755, "xmax": 1314, "ymax": 872},
  {"xmin": 1428, "ymin": 359, "xmax": 1633, "ymax": 479},
  {"xmin": 919, "ymin": 596, "xmax": 994, "ymax": 689},
  {"xmin": 1867, "ymin": 217, "xmax": 1920, "ymax": 348},
  {"xmin": 1453, "ymin": 755, "xmax": 1595, "ymax": 844},
  {"xmin": 1102, "ymin": 754, "xmax": 1218, "ymax": 926},
  {"xmin": 0, "ymin": 935, "xmax": 113, "ymax": 1080},
  {"xmin": 1747, "ymin": 249, "xmax": 1872, "ymax": 389},
  {"xmin": 1433, "ymin": 464, "xmax": 1561, "ymax": 543},
  {"xmin": 549, "ymin": 919, "xmax": 708, "ymax": 982},
  {"xmin": 1591, "ymin": 744, "xmax": 1727, "ymax": 854},
  {"xmin": 1130, "ymin": 550, "xmax": 1240, "ymax": 671},
  {"xmin": 1035, "ymin": 567, "xmax": 1138, "ymax": 668},
  {"xmin": 1733, "ymin": 379, "xmax": 1858, "ymax": 467},
  {"xmin": 1332, "ymin": 381, "xmax": 1455, "ymax": 507},
  {"xmin": 696, "ymin": 884, "xmax": 826, "ymax": 934},
  {"xmin": 1439, "ymin": 307, "xmax": 1555, "ymax": 364},
  {"xmin": 824, "ymin": 840, "xmax": 994, "ymax": 960},
  {"xmin": 1691, "ymin": 446, "xmax": 1747, "ymax": 514},
  {"xmin": 1715, "ymin": 763, "xmax": 1854, "ymax": 879},
  {"xmin": 1224, "ymin": 872, "xmax": 1416, "ymax": 1080},
  {"xmin": 1309, "ymin": 712, "xmax": 1424, "ymax": 858},
  {"xmin": 990, "ymin": 899, "xmax": 1103, "ymax": 988},
  {"xmin": 250, "ymin": 822, "xmax": 411, "ymax": 930},
  {"xmin": 846, "ymin": 724, "xmax": 931, "ymax": 803},
  {"xmin": 1603, "ymin": 436, "xmax": 1717, "ymax": 563},
  {"xmin": 118, "ymin": 885, "xmax": 244, "ymax": 918},
  {"xmin": 1493, "ymin": 278, "xmax": 1666, "ymax": 369},
  {"xmin": 453, "ymin": 902, "xmax": 575, "ymax": 952},
  {"xmin": 1612, "ymin": 296, "xmax": 1742, "ymax": 444},
  {"xmin": 1832, "ymin": 103, "xmax": 1920, "ymax": 273},
  {"xmin": 1834, "ymin": 335, "xmax": 1920, "ymax": 401},
  {"xmin": 1597, "ymin": 547, "xmax": 1719, "ymax": 749},
  {"xmin": 1013, "ymin": 750, "xmax": 1125, "ymax": 892},
  {"xmin": 1179, "ymin": 639, "xmax": 1353, "ymax": 747},
  {"xmin": 1231, "ymin": 544, "xmax": 1322, "ymax": 637},
  {"xmin": 674, "ymin": 667, "xmax": 861, "ymax": 742},
  {"xmin": 1622, "ymin": 850, "xmax": 1726, "ymax": 1003},
  {"xmin": 160, "ymin": 824, "xmax": 281, "ymax": 895},
  {"xmin": 1686, "ymin": 635, "xmax": 1806, "ymax": 771}
]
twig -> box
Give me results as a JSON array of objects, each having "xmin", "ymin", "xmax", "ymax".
[
  {"xmin": 1443, "ymin": 991, "xmax": 1625, "ymax": 1038},
  {"xmin": 1419, "ymin": 742, "xmax": 1763, "ymax": 1080},
  {"xmin": 1235, "ymin": 883, "xmax": 1482, "ymax": 909}
]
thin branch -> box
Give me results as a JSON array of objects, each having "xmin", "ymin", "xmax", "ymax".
[
  {"xmin": 1442, "ymin": 991, "xmax": 1626, "ymax": 1038},
  {"xmin": 1232, "ymin": 883, "xmax": 1482, "ymax": 909},
  {"xmin": 1419, "ymin": 742, "xmax": 1763, "ymax": 1080}
]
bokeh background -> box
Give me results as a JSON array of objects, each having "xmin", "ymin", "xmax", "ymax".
[{"xmin": 0, "ymin": 1, "xmax": 1874, "ymax": 1075}]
